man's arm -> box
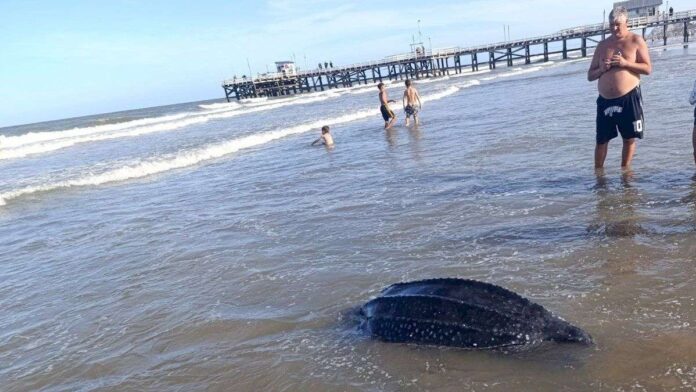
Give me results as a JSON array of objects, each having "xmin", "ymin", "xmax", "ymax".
[
  {"xmin": 587, "ymin": 44, "xmax": 605, "ymax": 81},
  {"xmin": 381, "ymin": 90, "xmax": 395, "ymax": 104},
  {"xmin": 611, "ymin": 37, "xmax": 652, "ymax": 75},
  {"xmin": 416, "ymin": 90, "xmax": 422, "ymax": 108},
  {"xmin": 402, "ymin": 90, "xmax": 407, "ymax": 108},
  {"xmin": 311, "ymin": 137, "xmax": 322, "ymax": 146},
  {"xmin": 379, "ymin": 92, "xmax": 395, "ymax": 105}
]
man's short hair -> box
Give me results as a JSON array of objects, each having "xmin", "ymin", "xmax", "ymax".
[
  {"xmin": 321, "ymin": 125, "xmax": 330, "ymax": 133},
  {"xmin": 609, "ymin": 6, "xmax": 628, "ymax": 23},
  {"xmin": 405, "ymin": 79, "xmax": 412, "ymax": 87},
  {"xmin": 377, "ymin": 82, "xmax": 384, "ymax": 89}
]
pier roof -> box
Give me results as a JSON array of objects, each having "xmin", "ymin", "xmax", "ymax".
[{"xmin": 613, "ymin": 0, "xmax": 663, "ymax": 10}]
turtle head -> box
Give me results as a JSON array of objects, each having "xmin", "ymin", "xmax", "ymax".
[{"xmin": 545, "ymin": 320, "xmax": 593, "ymax": 345}]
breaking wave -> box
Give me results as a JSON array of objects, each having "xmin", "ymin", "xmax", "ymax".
[{"xmin": 0, "ymin": 85, "xmax": 464, "ymax": 206}]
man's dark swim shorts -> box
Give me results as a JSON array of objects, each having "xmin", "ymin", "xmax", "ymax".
[
  {"xmin": 596, "ymin": 85, "xmax": 644, "ymax": 144},
  {"xmin": 693, "ymin": 106, "xmax": 696, "ymax": 126},
  {"xmin": 380, "ymin": 104, "xmax": 395, "ymax": 122},
  {"xmin": 404, "ymin": 104, "xmax": 419, "ymax": 117}
]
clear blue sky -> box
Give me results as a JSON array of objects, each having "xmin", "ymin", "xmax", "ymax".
[{"xmin": 1, "ymin": 0, "xmax": 693, "ymax": 127}]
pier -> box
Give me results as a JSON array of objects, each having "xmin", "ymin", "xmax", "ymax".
[{"xmin": 222, "ymin": 10, "xmax": 696, "ymax": 101}]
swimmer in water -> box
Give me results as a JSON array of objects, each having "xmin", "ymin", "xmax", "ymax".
[{"xmin": 311, "ymin": 125, "xmax": 334, "ymax": 147}]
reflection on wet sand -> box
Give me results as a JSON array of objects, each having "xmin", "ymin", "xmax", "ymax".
[
  {"xmin": 384, "ymin": 127, "xmax": 397, "ymax": 148},
  {"xmin": 384, "ymin": 126, "xmax": 423, "ymax": 161},
  {"xmin": 683, "ymin": 174, "xmax": 696, "ymax": 230},
  {"xmin": 407, "ymin": 124, "xmax": 422, "ymax": 141},
  {"xmin": 407, "ymin": 125, "xmax": 422, "ymax": 161},
  {"xmin": 588, "ymin": 169, "xmax": 647, "ymax": 238}
]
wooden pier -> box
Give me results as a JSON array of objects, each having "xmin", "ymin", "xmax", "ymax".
[{"xmin": 222, "ymin": 11, "xmax": 696, "ymax": 101}]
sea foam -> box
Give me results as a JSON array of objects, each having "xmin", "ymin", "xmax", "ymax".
[
  {"xmin": 0, "ymin": 93, "xmax": 341, "ymax": 161},
  {"xmin": 0, "ymin": 85, "xmax": 463, "ymax": 206}
]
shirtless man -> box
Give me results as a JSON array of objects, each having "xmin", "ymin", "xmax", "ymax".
[
  {"xmin": 587, "ymin": 6, "xmax": 652, "ymax": 169},
  {"xmin": 378, "ymin": 83, "xmax": 397, "ymax": 129},
  {"xmin": 402, "ymin": 79, "xmax": 423, "ymax": 126}
]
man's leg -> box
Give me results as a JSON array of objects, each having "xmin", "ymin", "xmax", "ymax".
[
  {"xmin": 621, "ymin": 138, "xmax": 637, "ymax": 168},
  {"xmin": 387, "ymin": 115, "xmax": 396, "ymax": 129},
  {"xmin": 414, "ymin": 113, "xmax": 419, "ymax": 125},
  {"xmin": 405, "ymin": 114, "xmax": 410, "ymax": 126},
  {"xmin": 595, "ymin": 142, "xmax": 609, "ymax": 169}
]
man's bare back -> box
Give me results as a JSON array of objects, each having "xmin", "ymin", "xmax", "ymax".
[{"xmin": 404, "ymin": 86, "xmax": 419, "ymax": 105}]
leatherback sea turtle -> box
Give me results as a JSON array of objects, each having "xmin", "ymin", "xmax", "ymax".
[{"xmin": 359, "ymin": 278, "xmax": 592, "ymax": 349}]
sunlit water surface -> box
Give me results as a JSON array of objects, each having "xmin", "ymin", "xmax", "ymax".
[{"xmin": 2, "ymin": 46, "xmax": 696, "ymax": 391}]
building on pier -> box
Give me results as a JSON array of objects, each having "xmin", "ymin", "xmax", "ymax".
[
  {"xmin": 613, "ymin": 0, "xmax": 663, "ymax": 17},
  {"xmin": 275, "ymin": 61, "xmax": 296, "ymax": 76}
]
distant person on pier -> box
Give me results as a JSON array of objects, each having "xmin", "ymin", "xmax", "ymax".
[
  {"xmin": 587, "ymin": 6, "xmax": 652, "ymax": 169},
  {"xmin": 402, "ymin": 79, "xmax": 422, "ymax": 126},
  {"xmin": 311, "ymin": 125, "xmax": 335, "ymax": 147},
  {"xmin": 318, "ymin": 63, "xmax": 323, "ymax": 69},
  {"xmin": 378, "ymin": 83, "xmax": 397, "ymax": 129},
  {"xmin": 690, "ymin": 79, "xmax": 696, "ymax": 164},
  {"xmin": 669, "ymin": 6, "xmax": 674, "ymax": 17},
  {"xmin": 325, "ymin": 62, "xmax": 329, "ymax": 69},
  {"xmin": 330, "ymin": 61, "xmax": 334, "ymax": 68}
]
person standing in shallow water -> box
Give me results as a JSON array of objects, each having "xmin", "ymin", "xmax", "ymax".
[
  {"xmin": 402, "ymin": 79, "xmax": 422, "ymax": 126},
  {"xmin": 690, "ymin": 79, "xmax": 696, "ymax": 164},
  {"xmin": 587, "ymin": 6, "xmax": 652, "ymax": 169},
  {"xmin": 378, "ymin": 83, "xmax": 397, "ymax": 129}
]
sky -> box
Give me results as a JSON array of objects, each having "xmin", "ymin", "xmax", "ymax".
[{"xmin": 1, "ymin": 0, "xmax": 694, "ymax": 128}]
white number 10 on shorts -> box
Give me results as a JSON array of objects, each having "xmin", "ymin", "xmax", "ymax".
[{"xmin": 633, "ymin": 119, "xmax": 643, "ymax": 134}]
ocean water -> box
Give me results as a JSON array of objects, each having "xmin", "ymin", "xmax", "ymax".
[{"xmin": 2, "ymin": 46, "xmax": 696, "ymax": 391}]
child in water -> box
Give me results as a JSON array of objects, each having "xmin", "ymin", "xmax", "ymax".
[{"xmin": 311, "ymin": 125, "xmax": 334, "ymax": 147}]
